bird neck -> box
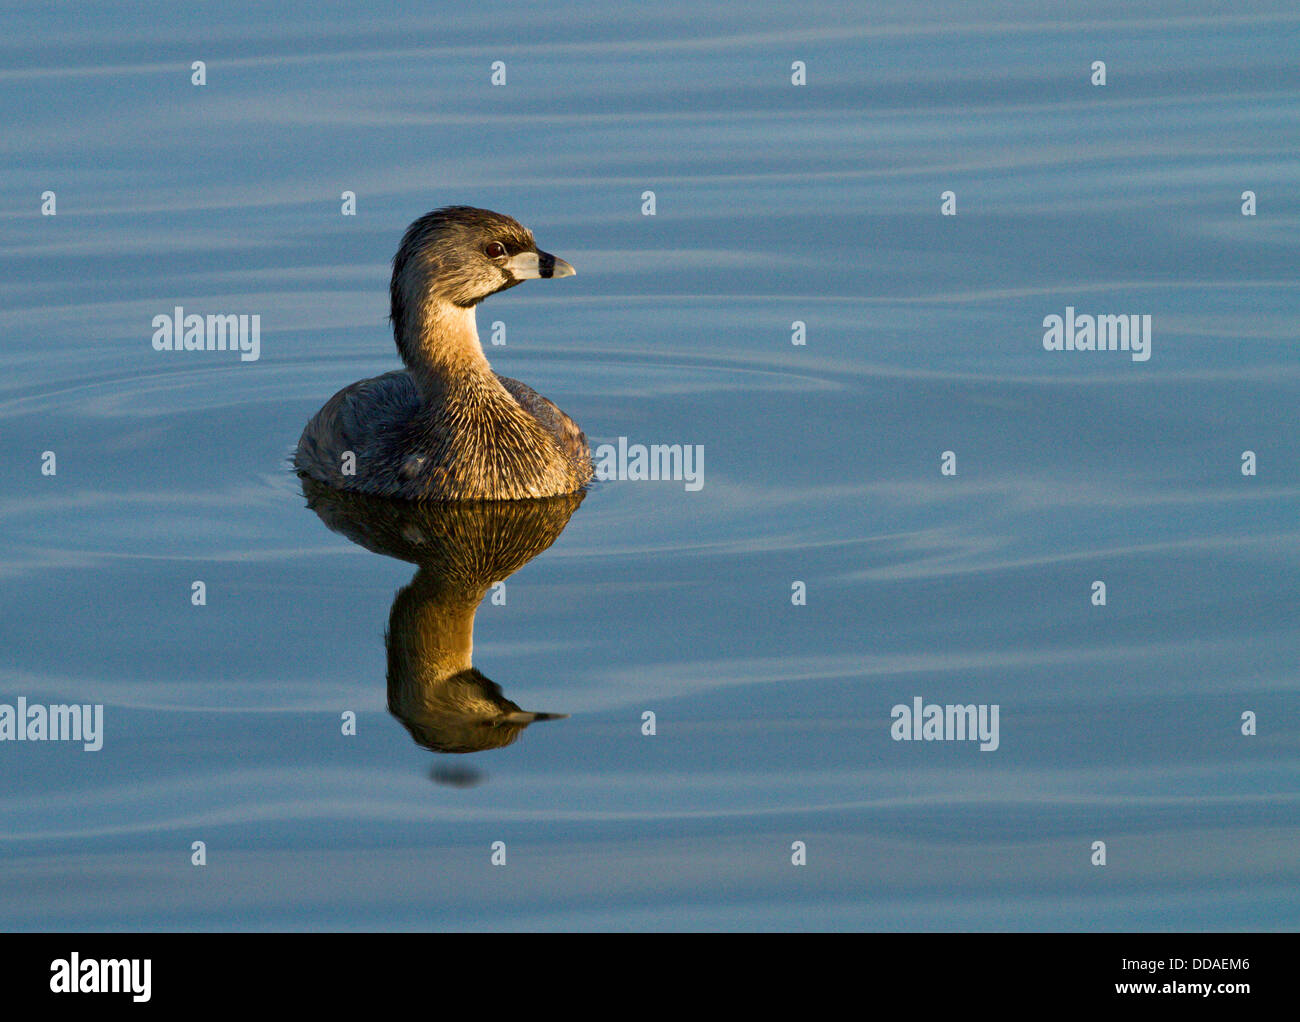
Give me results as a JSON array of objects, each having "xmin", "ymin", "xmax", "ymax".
[{"xmin": 400, "ymin": 301, "xmax": 498, "ymax": 401}]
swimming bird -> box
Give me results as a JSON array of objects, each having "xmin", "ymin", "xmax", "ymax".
[{"xmin": 295, "ymin": 206, "xmax": 592, "ymax": 500}]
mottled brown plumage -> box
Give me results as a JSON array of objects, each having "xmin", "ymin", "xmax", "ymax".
[{"xmin": 295, "ymin": 207, "xmax": 591, "ymax": 500}]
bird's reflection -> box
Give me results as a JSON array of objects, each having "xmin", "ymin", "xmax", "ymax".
[{"xmin": 301, "ymin": 476, "xmax": 582, "ymax": 756}]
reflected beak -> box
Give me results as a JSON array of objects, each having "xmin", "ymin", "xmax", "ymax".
[
  {"xmin": 498, "ymin": 711, "xmax": 569, "ymax": 725},
  {"xmin": 505, "ymin": 249, "xmax": 576, "ymax": 280}
]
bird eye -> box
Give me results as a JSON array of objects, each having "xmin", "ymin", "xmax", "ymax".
[{"xmin": 485, "ymin": 242, "xmax": 507, "ymax": 258}]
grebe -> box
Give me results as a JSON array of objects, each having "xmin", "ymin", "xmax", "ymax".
[{"xmin": 295, "ymin": 206, "xmax": 591, "ymax": 500}]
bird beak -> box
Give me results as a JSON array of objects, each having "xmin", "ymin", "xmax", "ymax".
[
  {"xmin": 498, "ymin": 711, "xmax": 569, "ymax": 725},
  {"xmin": 504, "ymin": 250, "xmax": 576, "ymax": 280}
]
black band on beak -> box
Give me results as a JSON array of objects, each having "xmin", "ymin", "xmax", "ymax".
[{"xmin": 538, "ymin": 251, "xmax": 557, "ymax": 278}]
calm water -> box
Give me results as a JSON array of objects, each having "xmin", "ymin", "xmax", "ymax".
[{"xmin": 1, "ymin": 1, "xmax": 1297, "ymax": 930}]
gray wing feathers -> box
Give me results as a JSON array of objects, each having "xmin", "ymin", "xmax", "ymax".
[
  {"xmin": 295, "ymin": 371, "xmax": 417, "ymax": 484},
  {"xmin": 496, "ymin": 374, "xmax": 592, "ymax": 476}
]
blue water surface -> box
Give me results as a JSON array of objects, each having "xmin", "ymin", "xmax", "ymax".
[{"xmin": 0, "ymin": 0, "xmax": 1296, "ymax": 930}]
